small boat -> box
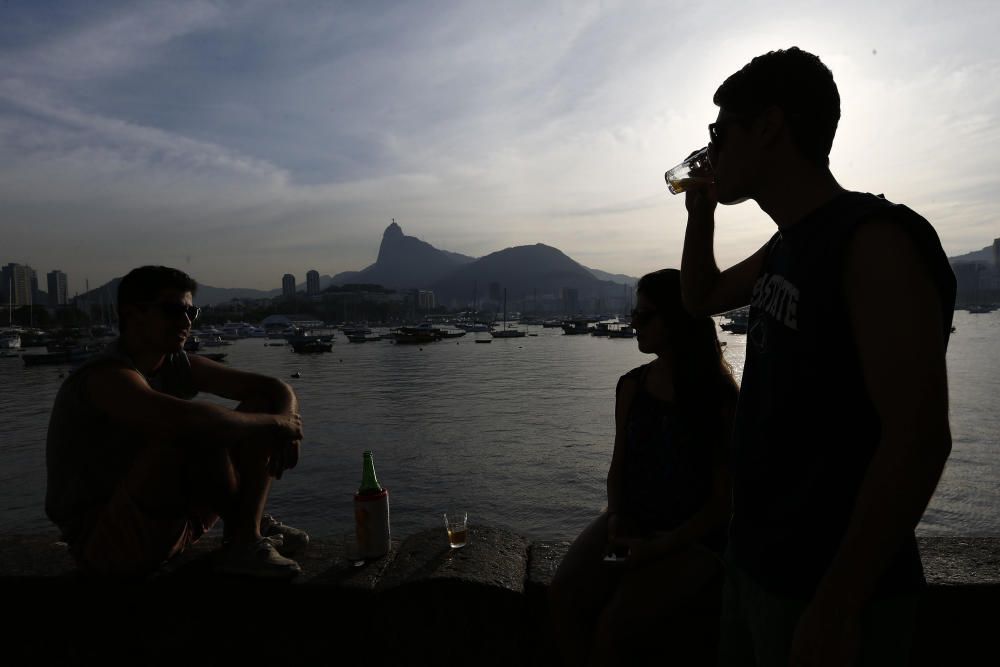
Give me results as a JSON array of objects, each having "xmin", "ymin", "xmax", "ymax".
[
  {"xmin": 720, "ymin": 308, "xmax": 749, "ymax": 334},
  {"xmin": 474, "ymin": 339, "xmax": 492, "ymax": 344},
  {"xmin": 607, "ymin": 326, "xmax": 635, "ymax": 339},
  {"xmin": 591, "ymin": 322, "xmax": 612, "ymax": 337},
  {"xmin": 291, "ymin": 340, "xmax": 333, "ymax": 353},
  {"xmin": 0, "ymin": 331, "xmax": 21, "ymax": 349},
  {"xmin": 391, "ymin": 327, "xmax": 441, "ymax": 345},
  {"xmin": 491, "ymin": 290, "xmax": 526, "ymax": 338},
  {"xmin": 437, "ymin": 328, "xmax": 467, "ymax": 339},
  {"xmin": 561, "ymin": 320, "xmax": 590, "ymax": 335}
]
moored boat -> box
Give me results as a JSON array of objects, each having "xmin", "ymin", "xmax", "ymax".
[{"xmin": 290, "ymin": 339, "xmax": 333, "ymax": 353}]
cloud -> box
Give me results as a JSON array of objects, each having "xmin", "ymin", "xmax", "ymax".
[{"xmin": 0, "ymin": 0, "xmax": 998, "ymax": 289}]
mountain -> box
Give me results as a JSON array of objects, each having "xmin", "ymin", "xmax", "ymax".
[
  {"xmin": 330, "ymin": 222, "xmax": 477, "ymax": 288},
  {"xmin": 949, "ymin": 243, "xmax": 996, "ymax": 265},
  {"xmin": 585, "ymin": 267, "xmax": 639, "ymax": 286},
  {"xmin": 193, "ymin": 285, "xmax": 280, "ymax": 305},
  {"xmin": 431, "ymin": 243, "xmax": 618, "ymax": 305}
]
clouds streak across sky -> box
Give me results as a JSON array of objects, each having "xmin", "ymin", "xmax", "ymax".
[{"xmin": 1, "ymin": 0, "xmax": 997, "ymax": 289}]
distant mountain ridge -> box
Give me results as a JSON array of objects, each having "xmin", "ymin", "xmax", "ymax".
[
  {"xmin": 330, "ymin": 221, "xmax": 476, "ymax": 288},
  {"xmin": 73, "ymin": 234, "xmax": 995, "ymax": 308},
  {"xmin": 949, "ymin": 244, "xmax": 996, "ymax": 265}
]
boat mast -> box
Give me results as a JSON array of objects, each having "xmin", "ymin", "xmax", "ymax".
[{"xmin": 503, "ymin": 288, "xmax": 507, "ymax": 331}]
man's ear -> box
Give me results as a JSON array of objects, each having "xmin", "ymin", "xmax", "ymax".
[
  {"xmin": 119, "ymin": 304, "xmax": 141, "ymax": 330},
  {"xmin": 757, "ymin": 105, "xmax": 786, "ymax": 149}
]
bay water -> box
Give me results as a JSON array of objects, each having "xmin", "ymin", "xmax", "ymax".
[{"xmin": 1, "ymin": 311, "xmax": 996, "ymax": 542}]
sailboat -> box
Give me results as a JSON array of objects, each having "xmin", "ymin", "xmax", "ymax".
[
  {"xmin": 1, "ymin": 278, "xmax": 22, "ymax": 352},
  {"xmin": 491, "ymin": 288, "xmax": 526, "ymax": 339}
]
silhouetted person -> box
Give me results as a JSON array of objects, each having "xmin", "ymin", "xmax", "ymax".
[
  {"xmin": 46, "ymin": 266, "xmax": 308, "ymax": 578},
  {"xmin": 549, "ymin": 269, "xmax": 738, "ymax": 666},
  {"xmin": 679, "ymin": 48, "xmax": 956, "ymax": 666}
]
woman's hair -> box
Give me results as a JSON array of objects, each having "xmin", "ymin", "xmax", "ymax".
[{"xmin": 636, "ymin": 269, "xmax": 738, "ymax": 413}]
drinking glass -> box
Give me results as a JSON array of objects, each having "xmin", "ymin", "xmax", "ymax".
[
  {"xmin": 664, "ymin": 146, "xmax": 713, "ymax": 194},
  {"xmin": 443, "ymin": 511, "xmax": 468, "ymax": 548}
]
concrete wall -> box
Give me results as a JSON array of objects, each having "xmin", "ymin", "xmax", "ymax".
[{"xmin": 1, "ymin": 528, "xmax": 997, "ymax": 666}]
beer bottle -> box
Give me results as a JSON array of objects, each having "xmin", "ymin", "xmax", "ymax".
[
  {"xmin": 358, "ymin": 450, "xmax": 383, "ymax": 494},
  {"xmin": 354, "ymin": 450, "xmax": 391, "ymax": 558}
]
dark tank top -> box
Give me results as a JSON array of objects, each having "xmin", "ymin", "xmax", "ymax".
[
  {"xmin": 45, "ymin": 340, "xmax": 197, "ymax": 543},
  {"xmin": 619, "ymin": 365, "xmax": 727, "ymax": 551},
  {"xmin": 731, "ymin": 191, "xmax": 956, "ymax": 598}
]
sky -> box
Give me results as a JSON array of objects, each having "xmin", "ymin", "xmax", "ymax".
[{"xmin": 1, "ymin": 0, "xmax": 998, "ymax": 291}]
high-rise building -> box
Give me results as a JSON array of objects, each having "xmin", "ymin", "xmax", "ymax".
[
  {"xmin": 282, "ymin": 274, "xmax": 296, "ymax": 300},
  {"xmin": 417, "ymin": 290, "xmax": 436, "ymax": 310},
  {"xmin": 561, "ymin": 287, "xmax": 580, "ymax": 315},
  {"xmin": 2, "ymin": 263, "xmax": 34, "ymax": 306},
  {"xmin": 47, "ymin": 270, "xmax": 68, "ymax": 306},
  {"xmin": 306, "ymin": 270, "xmax": 320, "ymax": 296}
]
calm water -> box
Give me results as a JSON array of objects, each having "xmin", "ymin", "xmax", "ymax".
[{"xmin": 1, "ymin": 311, "xmax": 997, "ymax": 541}]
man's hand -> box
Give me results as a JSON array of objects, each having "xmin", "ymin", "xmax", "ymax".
[
  {"xmin": 789, "ymin": 596, "xmax": 862, "ymax": 667},
  {"xmin": 272, "ymin": 412, "xmax": 303, "ymax": 441},
  {"xmin": 684, "ymin": 174, "xmax": 718, "ymax": 218},
  {"xmin": 267, "ymin": 413, "xmax": 303, "ymax": 479}
]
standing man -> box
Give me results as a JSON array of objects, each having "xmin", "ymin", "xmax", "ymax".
[
  {"xmin": 46, "ymin": 266, "xmax": 308, "ymax": 578},
  {"xmin": 679, "ymin": 48, "xmax": 956, "ymax": 665}
]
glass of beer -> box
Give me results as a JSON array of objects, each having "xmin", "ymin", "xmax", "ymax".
[
  {"xmin": 664, "ymin": 146, "xmax": 713, "ymax": 194},
  {"xmin": 443, "ymin": 511, "xmax": 468, "ymax": 548}
]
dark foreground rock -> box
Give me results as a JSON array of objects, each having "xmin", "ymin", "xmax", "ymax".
[{"xmin": 1, "ymin": 530, "xmax": 997, "ymax": 666}]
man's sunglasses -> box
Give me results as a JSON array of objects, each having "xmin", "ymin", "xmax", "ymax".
[{"xmin": 143, "ymin": 302, "xmax": 201, "ymax": 322}]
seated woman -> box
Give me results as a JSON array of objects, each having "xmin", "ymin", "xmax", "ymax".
[{"xmin": 548, "ymin": 268, "xmax": 738, "ymax": 666}]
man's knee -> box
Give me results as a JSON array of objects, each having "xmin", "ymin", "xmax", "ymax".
[{"xmin": 236, "ymin": 394, "xmax": 276, "ymax": 414}]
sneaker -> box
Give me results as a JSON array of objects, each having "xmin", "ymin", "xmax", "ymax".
[
  {"xmin": 216, "ymin": 537, "xmax": 302, "ymax": 579},
  {"xmin": 260, "ymin": 513, "xmax": 310, "ymax": 556}
]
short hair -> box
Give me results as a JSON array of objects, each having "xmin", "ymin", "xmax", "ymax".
[
  {"xmin": 117, "ymin": 266, "xmax": 197, "ymax": 333},
  {"xmin": 714, "ymin": 47, "xmax": 840, "ymax": 166}
]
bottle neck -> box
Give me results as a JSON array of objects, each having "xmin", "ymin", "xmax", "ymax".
[{"xmin": 359, "ymin": 453, "xmax": 382, "ymax": 494}]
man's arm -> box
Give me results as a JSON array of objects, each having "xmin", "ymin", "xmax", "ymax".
[
  {"xmin": 189, "ymin": 354, "xmax": 301, "ymax": 475},
  {"xmin": 85, "ymin": 364, "xmax": 302, "ymax": 446},
  {"xmin": 189, "ymin": 353, "xmax": 297, "ymax": 414},
  {"xmin": 680, "ymin": 189, "xmax": 764, "ymax": 316},
  {"xmin": 790, "ymin": 219, "xmax": 951, "ymax": 665}
]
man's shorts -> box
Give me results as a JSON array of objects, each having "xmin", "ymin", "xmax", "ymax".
[
  {"xmin": 718, "ymin": 548, "xmax": 919, "ymax": 667},
  {"xmin": 72, "ymin": 480, "xmax": 219, "ymax": 578}
]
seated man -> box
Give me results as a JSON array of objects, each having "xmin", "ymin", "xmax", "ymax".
[{"xmin": 46, "ymin": 265, "xmax": 308, "ymax": 578}]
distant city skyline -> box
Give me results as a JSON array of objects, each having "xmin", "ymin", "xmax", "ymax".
[{"xmin": 2, "ymin": 1, "xmax": 998, "ymax": 290}]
